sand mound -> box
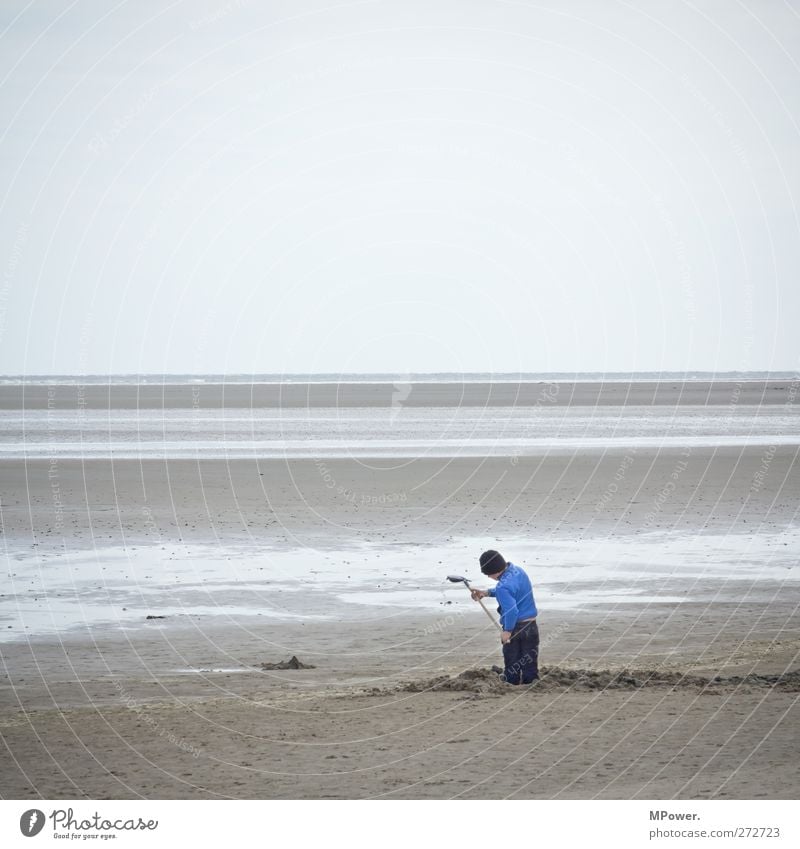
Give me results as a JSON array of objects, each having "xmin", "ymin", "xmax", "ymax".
[
  {"xmin": 397, "ymin": 669, "xmax": 512, "ymax": 696},
  {"xmin": 378, "ymin": 666, "xmax": 800, "ymax": 697},
  {"xmin": 258, "ymin": 655, "xmax": 316, "ymax": 670}
]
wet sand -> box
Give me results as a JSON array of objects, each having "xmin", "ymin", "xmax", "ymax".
[
  {"xmin": 2, "ymin": 447, "xmax": 797, "ymax": 548},
  {"xmin": 1, "ymin": 444, "xmax": 799, "ymax": 798},
  {"xmin": 0, "ymin": 377, "xmax": 793, "ymax": 409}
]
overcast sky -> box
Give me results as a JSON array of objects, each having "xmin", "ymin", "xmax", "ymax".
[{"xmin": 1, "ymin": 0, "xmax": 798, "ymax": 375}]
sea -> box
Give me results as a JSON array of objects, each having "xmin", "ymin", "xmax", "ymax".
[{"xmin": 0, "ymin": 372, "xmax": 798, "ymax": 459}]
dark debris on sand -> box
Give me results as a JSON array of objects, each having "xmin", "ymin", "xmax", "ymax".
[
  {"xmin": 372, "ymin": 666, "xmax": 800, "ymax": 698},
  {"xmin": 258, "ymin": 655, "xmax": 316, "ymax": 670}
]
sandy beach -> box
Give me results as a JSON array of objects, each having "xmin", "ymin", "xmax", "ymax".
[
  {"xmin": 3, "ymin": 0, "xmax": 800, "ymax": 821},
  {"xmin": 1, "ymin": 381, "xmax": 799, "ymax": 799}
]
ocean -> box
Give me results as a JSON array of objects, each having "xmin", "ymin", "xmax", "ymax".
[
  {"xmin": 0, "ymin": 373, "xmax": 797, "ymax": 459},
  {"xmin": 1, "ymin": 404, "xmax": 798, "ymax": 460}
]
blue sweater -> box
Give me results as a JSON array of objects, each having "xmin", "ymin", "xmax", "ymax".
[{"xmin": 487, "ymin": 563, "xmax": 538, "ymax": 631}]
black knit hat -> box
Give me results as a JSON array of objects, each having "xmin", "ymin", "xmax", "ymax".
[{"xmin": 479, "ymin": 550, "xmax": 507, "ymax": 576}]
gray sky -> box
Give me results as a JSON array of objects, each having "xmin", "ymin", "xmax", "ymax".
[{"xmin": 1, "ymin": 0, "xmax": 799, "ymax": 375}]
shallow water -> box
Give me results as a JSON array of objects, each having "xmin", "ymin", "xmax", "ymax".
[
  {"xmin": 1, "ymin": 404, "xmax": 797, "ymax": 459},
  {"xmin": 2, "ymin": 531, "xmax": 797, "ymax": 641}
]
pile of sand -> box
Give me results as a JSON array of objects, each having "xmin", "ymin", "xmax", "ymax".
[
  {"xmin": 376, "ymin": 666, "xmax": 800, "ymax": 697},
  {"xmin": 258, "ymin": 656, "xmax": 316, "ymax": 670}
]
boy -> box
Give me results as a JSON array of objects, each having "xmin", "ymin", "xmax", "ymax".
[{"xmin": 471, "ymin": 550, "xmax": 539, "ymax": 684}]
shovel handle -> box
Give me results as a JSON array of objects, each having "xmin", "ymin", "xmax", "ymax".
[{"xmin": 462, "ymin": 579, "xmax": 503, "ymax": 632}]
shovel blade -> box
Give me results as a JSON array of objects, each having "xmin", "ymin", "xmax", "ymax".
[{"xmin": 446, "ymin": 574, "xmax": 468, "ymax": 583}]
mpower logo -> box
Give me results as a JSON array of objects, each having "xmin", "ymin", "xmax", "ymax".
[
  {"xmin": 19, "ymin": 809, "xmax": 45, "ymax": 837},
  {"xmin": 17, "ymin": 807, "xmax": 159, "ymax": 838}
]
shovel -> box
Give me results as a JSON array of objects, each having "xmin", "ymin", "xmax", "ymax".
[{"xmin": 446, "ymin": 574, "xmax": 503, "ymax": 632}]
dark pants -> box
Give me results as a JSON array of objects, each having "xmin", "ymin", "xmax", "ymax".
[{"xmin": 502, "ymin": 620, "xmax": 539, "ymax": 684}]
